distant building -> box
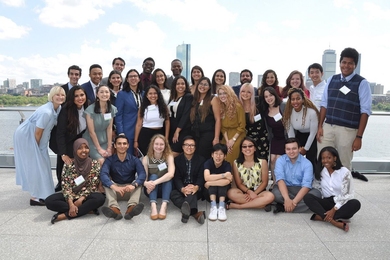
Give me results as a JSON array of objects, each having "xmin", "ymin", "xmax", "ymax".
[
  {"xmin": 176, "ymin": 43, "xmax": 191, "ymax": 80},
  {"xmin": 229, "ymin": 72, "xmax": 240, "ymax": 86},
  {"xmin": 30, "ymin": 79, "xmax": 42, "ymax": 89},
  {"xmin": 22, "ymin": 82, "xmax": 29, "ymax": 89},
  {"xmin": 355, "ymin": 53, "xmax": 361, "ymax": 75},
  {"xmin": 257, "ymin": 74, "xmax": 263, "ymax": 88},
  {"xmin": 3, "ymin": 78, "xmax": 16, "ymax": 89},
  {"xmin": 322, "ymin": 49, "xmax": 336, "ymax": 80},
  {"xmin": 370, "ymin": 82, "xmax": 384, "ymax": 95}
]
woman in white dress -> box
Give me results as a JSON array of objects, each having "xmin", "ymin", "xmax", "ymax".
[{"xmin": 14, "ymin": 86, "xmax": 66, "ymax": 206}]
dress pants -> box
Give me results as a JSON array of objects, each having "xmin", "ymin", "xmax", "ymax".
[
  {"xmin": 272, "ymin": 185, "xmax": 321, "ymax": 213},
  {"xmin": 303, "ymin": 193, "xmax": 361, "ymax": 219},
  {"xmin": 170, "ymin": 189, "xmax": 203, "ymax": 215},
  {"xmin": 104, "ymin": 184, "xmax": 142, "ymax": 209},
  {"xmin": 45, "ymin": 192, "xmax": 105, "ymax": 219}
]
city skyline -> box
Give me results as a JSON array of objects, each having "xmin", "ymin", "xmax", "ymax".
[{"xmin": 1, "ymin": 1, "xmax": 389, "ymax": 92}]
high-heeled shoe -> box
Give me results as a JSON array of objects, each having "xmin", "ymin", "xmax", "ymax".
[
  {"xmin": 51, "ymin": 213, "xmax": 60, "ymax": 224},
  {"xmin": 30, "ymin": 199, "xmax": 45, "ymax": 206},
  {"xmin": 150, "ymin": 214, "xmax": 158, "ymax": 220},
  {"xmin": 158, "ymin": 213, "xmax": 166, "ymax": 220}
]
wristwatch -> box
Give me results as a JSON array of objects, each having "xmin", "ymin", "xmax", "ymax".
[{"xmin": 232, "ymin": 137, "xmax": 237, "ymax": 142}]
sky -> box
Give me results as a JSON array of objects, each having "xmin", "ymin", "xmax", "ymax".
[{"xmin": 1, "ymin": 0, "xmax": 390, "ymax": 92}]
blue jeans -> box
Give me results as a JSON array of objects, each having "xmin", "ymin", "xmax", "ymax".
[{"xmin": 147, "ymin": 174, "xmax": 172, "ymax": 203}]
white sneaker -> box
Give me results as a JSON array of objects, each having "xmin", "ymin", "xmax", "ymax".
[
  {"xmin": 208, "ymin": 206, "xmax": 218, "ymax": 221},
  {"xmin": 218, "ymin": 206, "xmax": 227, "ymax": 221}
]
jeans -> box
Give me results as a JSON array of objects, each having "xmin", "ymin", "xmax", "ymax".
[{"xmin": 146, "ymin": 174, "xmax": 172, "ymax": 203}]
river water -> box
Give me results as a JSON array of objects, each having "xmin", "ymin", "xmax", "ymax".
[{"xmin": 0, "ymin": 107, "xmax": 389, "ymax": 160}]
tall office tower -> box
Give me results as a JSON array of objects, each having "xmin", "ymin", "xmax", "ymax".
[
  {"xmin": 229, "ymin": 72, "xmax": 240, "ymax": 86},
  {"xmin": 370, "ymin": 82, "xmax": 384, "ymax": 94},
  {"xmin": 3, "ymin": 78, "xmax": 16, "ymax": 89},
  {"xmin": 176, "ymin": 43, "xmax": 191, "ymax": 80},
  {"xmin": 355, "ymin": 53, "xmax": 361, "ymax": 75},
  {"xmin": 22, "ymin": 82, "xmax": 29, "ymax": 89},
  {"xmin": 30, "ymin": 79, "xmax": 42, "ymax": 89},
  {"xmin": 257, "ymin": 74, "xmax": 263, "ymax": 88},
  {"xmin": 322, "ymin": 49, "xmax": 336, "ymax": 80}
]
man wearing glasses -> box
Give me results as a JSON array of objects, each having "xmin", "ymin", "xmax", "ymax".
[{"xmin": 170, "ymin": 136, "xmax": 206, "ymax": 224}]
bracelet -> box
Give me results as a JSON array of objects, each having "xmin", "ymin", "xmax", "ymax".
[
  {"xmin": 134, "ymin": 140, "xmax": 138, "ymax": 142},
  {"xmin": 356, "ymin": 135, "xmax": 363, "ymax": 139}
]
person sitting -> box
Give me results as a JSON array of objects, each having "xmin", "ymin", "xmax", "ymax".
[
  {"xmin": 170, "ymin": 136, "xmax": 206, "ymax": 224},
  {"xmin": 100, "ymin": 135, "xmax": 146, "ymax": 220},
  {"xmin": 143, "ymin": 134, "xmax": 175, "ymax": 220},
  {"xmin": 303, "ymin": 146, "xmax": 361, "ymax": 232},
  {"xmin": 272, "ymin": 138, "xmax": 321, "ymax": 213},
  {"xmin": 226, "ymin": 137, "xmax": 274, "ymax": 210},
  {"xmin": 45, "ymin": 138, "xmax": 105, "ymax": 224},
  {"xmin": 204, "ymin": 143, "xmax": 232, "ymax": 221}
]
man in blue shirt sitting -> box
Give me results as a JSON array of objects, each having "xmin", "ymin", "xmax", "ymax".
[
  {"xmin": 272, "ymin": 138, "xmax": 321, "ymax": 213},
  {"xmin": 100, "ymin": 135, "xmax": 146, "ymax": 220}
]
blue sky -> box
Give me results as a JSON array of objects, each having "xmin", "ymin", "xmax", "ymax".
[{"xmin": 0, "ymin": 0, "xmax": 389, "ymax": 92}]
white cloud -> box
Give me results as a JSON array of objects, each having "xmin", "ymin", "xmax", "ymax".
[
  {"xmin": 364, "ymin": 2, "xmax": 390, "ymax": 20},
  {"xmin": 0, "ymin": 16, "xmax": 30, "ymax": 39},
  {"xmin": 255, "ymin": 21, "xmax": 272, "ymax": 33},
  {"xmin": 37, "ymin": 0, "xmax": 122, "ymax": 28},
  {"xmin": 128, "ymin": 0, "xmax": 236, "ymax": 31},
  {"xmin": 0, "ymin": 0, "xmax": 25, "ymax": 7},
  {"xmin": 281, "ymin": 19, "xmax": 301, "ymax": 29},
  {"xmin": 333, "ymin": 0, "xmax": 352, "ymax": 8}
]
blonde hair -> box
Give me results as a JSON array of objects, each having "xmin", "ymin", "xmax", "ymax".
[
  {"xmin": 217, "ymin": 85, "xmax": 239, "ymax": 120},
  {"xmin": 239, "ymin": 83, "xmax": 256, "ymax": 123},
  {"xmin": 48, "ymin": 86, "xmax": 65, "ymax": 102},
  {"xmin": 146, "ymin": 134, "xmax": 172, "ymax": 161}
]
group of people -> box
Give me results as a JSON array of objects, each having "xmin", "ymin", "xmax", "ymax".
[{"xmin": 14, "ymin": 47, "xmax": 370, "ymax": 231}]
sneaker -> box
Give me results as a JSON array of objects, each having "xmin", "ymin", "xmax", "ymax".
[
  {"xmin": 217, "ymin": 207, "xmax": 227, "ymax": 221},
  {"xmin": 208, "ymin": 206, "xmax": 218, "ymax": 221}
]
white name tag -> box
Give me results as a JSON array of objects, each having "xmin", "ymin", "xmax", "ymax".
[
  {"xmin": 74, "ymin": 175, "xmax": 85, "ymax": 186},
  {"xmin": 104, "ymin": 113, "xmax": 112, "ymax": 120},
  {"xmin": 273, "ymin": 113, "xmax": 282, "ymax": 122},
  {"xmin": 148, "ymin": 105, "xmax": 157, "ymax": 111},
  {"xmin": 254, "ymin": 114, "xmax": 262, "ymax": 122},
  {"xmin": 158, "ymin": 162, "xmax": 167, "ymax": 171},
  {"xmin": 168, "ymin": 101, "xmax": 177, "ymax": 106},
  {"xmin": 340, "ymin": 85, "xmax": 351, "ymax": 95}
]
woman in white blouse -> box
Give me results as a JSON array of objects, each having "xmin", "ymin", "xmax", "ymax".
[
  {"xmin": 282, "ymin": 88, "xmax": 319, "ymax": 170},
  {"xmin": 303, "ymin": 146, "xmax": 361, "ymax": 232}
]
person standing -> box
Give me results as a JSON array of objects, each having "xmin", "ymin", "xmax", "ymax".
[
  {"xmin": 307, "ymin": 63, "xmax": 326, "ymax": 109},
  {"xmin": 166, "ymin": 59, "xmax": 183, "ymax": 87},
  {"xmin": 100, "ymin": 57, "xmax": 125, "ymax": 86},
  {"xmin": 14, "ymin": 86, "xmax": 66, "ymax": 205},
  {"xmin": 81, "ymin": 64, "xmax": 103, "ymax": 103},
  {"xmin": 317, "ymin": 47, "xmax": 371, "ymax": 181},
  {"xmin": 61, "ymin": 65, "xmax": 82, "ymax": 96},
  {"xmin": 140, "ymin": 57, "xmax": 155, "ymax": 91}
]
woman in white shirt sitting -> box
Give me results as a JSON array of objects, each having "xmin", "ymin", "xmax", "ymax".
[
  {"xmin": 303, "ymin": 146, "xmax": 361, "ymax": 232},
  {"xmin": 134, "ymin": 85, "xmax": 169, "ymax": 156}
]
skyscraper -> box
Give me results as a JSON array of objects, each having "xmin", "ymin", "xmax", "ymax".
[
  {"xmin": 229, "ymin": 72, "xmax": 240, "ymax": 86},
  {"xmin": 355, "ymin": 53, "xmax": 361, "ymax": 75},
  {"xmin": 30, "ymin": 79, "xmax": 42, "ymax": 89},
  {"xmin": 176, "ymin": 43, "xmax": 191, "ymax": 80},
  {"xmin": 322, "ymin": 49, "xmax": 336, "ymax": 80}
]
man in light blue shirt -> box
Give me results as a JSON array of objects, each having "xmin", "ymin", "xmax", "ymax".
[{"xmin": 272, "ymin": 138, "xmax": 321, "ymax": 213}]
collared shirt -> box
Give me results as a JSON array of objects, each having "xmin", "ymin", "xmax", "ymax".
[
  {"xmin": 90, "ymin": 80, "xmax": 99, "ymax": 98},
  {"xmin": 309, "ymin": 80, "xmax": 326, "ymax": 109},
  {"xmin": 100, "ymin": 153, "xmax": 146, "ymax": 188},
  {"xmin": 320, "ymin": 72, "xmax": 372, "ymax": 115},
  {"xmin": 67, "ymin": 82, "xmax": 74, "ymax": 91},
  {"xmin": 274, "ymin": 154, "xmax": 313, "ymax": 188},
  {"xmin": 320, "ymin": 166, "xmax": 354, "ymax": 209}
]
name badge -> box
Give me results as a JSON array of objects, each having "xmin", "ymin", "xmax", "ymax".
[
  {"xmin": 158, "ymin": 162, "xmax": 167, "ymax": 171},
  {"xmin": 148, "ymin": 105, "xmax": 157, "ymax": 111},
  {"xmin": 254, "ymin": 114, "xmax": 262, "ymax": 122},
  {"xmin": 104, "ymin": 113, "xmax": 112, "ymax": 120},
  {"xmin": 340, "ymin": 85, "xmax": 351, "ymax": 95},
  {"xmin": 74, "ymin": 175, "xmax": 85, "ymax": 186},
  {"xmin": 168, "ymin": 101, "xmax": 177, "ymax": 106},
  {"xmin": 273, "ymin": 113, "xmax": 282, "ymax": 122}
]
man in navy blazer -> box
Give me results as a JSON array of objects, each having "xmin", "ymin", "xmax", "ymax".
[
  {"xmin": 166, "ymin": 59, "xmax": 183, "ymax": 88},
  {"xmin": 81, "ymin": 64, "xmax": 103, "ymax": 103},
  {"xmin": 60, "ymin": 65, "xmax": 82, "ymax": 98}
]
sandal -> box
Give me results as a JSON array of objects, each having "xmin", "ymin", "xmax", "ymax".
[
  {"xmin": 225, "ymin": 200, "xmax": 231, "ymax": 210},
  {"xmin": 337, "ymin": 220, "xmax": 349, "ymax": 232},
  {"xmin": 51, "ymin": 213, "xmax": 59, "ymax": 224}
]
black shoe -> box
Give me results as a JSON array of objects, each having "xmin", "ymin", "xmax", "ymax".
[
  {"xmin": 273, "ymin": 203, "xmax": 285, "ymax": 214},
  {"xmin": 124, "ymin": 203, "xmax": 144, "ymax": 220},
  {"xmin": 102, "ymin": 206, "xmax": 123, "ymax": 220},
  {"xmin": 51, "ymin": 213, "xmax": 59, "ymax": 224},
  {"xmin": 55, "ymin": 183, "xmax": 62, "ymax": 192},
  {"xmin": 351, "ymin": 171, "xmax": 368, "ymax": 182},
  {"xmin": 264, "ymin": 204, "xmax": 272, "ymax": 212},
  {"xmin": 180, "ymin": 201, "xmax": 191, "ymax": 223},
  {"xmin": 92, "ymin": 209, "xmax": 100, "ymax": 216},
  {"xmin": 30, "ymin": 199, "xmax": 45, "ymax": 206}
]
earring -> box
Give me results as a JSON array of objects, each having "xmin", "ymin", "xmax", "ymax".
[{"xmin": 333, "ymin": 161, "xmax": 336, "ymax": 167}]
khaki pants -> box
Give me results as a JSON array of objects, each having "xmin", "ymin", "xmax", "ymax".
[{"xmin": 104, "ymin": 183, "xmax": 142, "ymax": 209}]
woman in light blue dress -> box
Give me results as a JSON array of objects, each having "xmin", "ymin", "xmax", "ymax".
[{"xmin": 14, "ymin": 86, "xmax": 66, "ymax": 206}]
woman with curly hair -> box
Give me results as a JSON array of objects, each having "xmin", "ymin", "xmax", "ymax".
[
  {"xmin": 190, "ymin": 77, "xmax": 221, "ymax": 160},
  {"xmin": 142, "ymin": 134, "xmax": 175, "ymax": 220},
  {"xmin": 258, "ymin": 69, "xmax": 283, "ymax": 98},
  {"xmin": 282, "ymin": 87, "xmax": 319, "ymax": 170},
  {"xmin": 281, "ymin": 70, "xmax": 310, "ymax": 98},
  {"xmin": 217, "ymin": 85, "xmax": 246, "ymax": 166},
  {"xmin": 134, "ymin": 85, "xmax": 169, "ymax": 156}
]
